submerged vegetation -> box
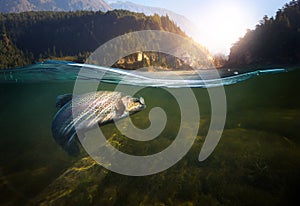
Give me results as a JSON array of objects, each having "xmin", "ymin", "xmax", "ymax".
[{"xmin": 227, "ymin": 0, "xmax": 300, "ymax": 67}]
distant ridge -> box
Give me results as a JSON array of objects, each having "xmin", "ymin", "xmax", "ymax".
[
  {"xmin": 110, "ymin": 1, "xmax": 181, "ymax": 17},
  {"xmin": 0, "ymin": 0, "xmax": 112, "ymax": 13},
  {"xmin": 109, "ymin": 1, "xmax": 198, "ymax": 37}
]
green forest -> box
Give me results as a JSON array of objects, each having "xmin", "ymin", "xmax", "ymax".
[
  {"xmin": 0, "ymin": 0, "xmax": 299, "ymax": 69},
  {"xmin": 0, "ymin": 10, "xmax": 186, "ymax": 69},
  {"xmin": 227, "ymin": 0, "xmax": 300, "ymax": 67}
]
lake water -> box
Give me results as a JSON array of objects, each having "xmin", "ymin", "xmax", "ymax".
[{"xmin": 0, "ymin": 61, "xmax": 300, "ymax": 205}]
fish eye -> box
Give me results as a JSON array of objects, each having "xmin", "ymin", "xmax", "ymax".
[
  {"xmin": 139, "ymin": 97, "xmax": 145, "ymax": 105},
  {"xmin": 132, "ymin": 97, "xmax": 145, "ymax": 106}
]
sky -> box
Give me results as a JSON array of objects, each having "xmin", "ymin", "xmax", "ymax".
[{"xmin": 107, "ymin": 0, "xmax": 291, "ymax": 54}]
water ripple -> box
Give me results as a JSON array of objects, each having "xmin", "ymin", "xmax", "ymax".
[{"xmin": 0, "ymin": 60, "xmax": 287, "ymax": 88}]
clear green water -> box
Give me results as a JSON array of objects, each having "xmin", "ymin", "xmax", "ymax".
[{"xmin": 0, "ymin": 69, "xmax": 300, "ymax": 205}]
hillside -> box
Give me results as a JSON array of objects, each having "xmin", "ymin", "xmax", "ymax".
[
  {"xmin": 109, "ymin": 1, "xmax": 174, "ymax": 16},
  {"xmin": 0, "ymin": 0, "xmax": 111, "ymax": 13},
  {"xmin": 227, "ymin": 0, "xmax": 300, "ymax": 67},
  {"xmin": 0, "ymin": 10, "xmax": 191, "ymax": 69},
  {"xmin": 0, "ymin": 0, "xmax": 196, "ymax": 44},
  {"xmin": 0, "ymin": 30, "xmax": 30, "ymax": 68},
  {"xmin": 109, "ymin": 1, "xmax": 197, "ymax": 39}
]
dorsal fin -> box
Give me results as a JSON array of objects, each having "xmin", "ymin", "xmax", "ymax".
[{"xmin": 56, "ymin": 94, "xmax": 73, "ymax": 108}]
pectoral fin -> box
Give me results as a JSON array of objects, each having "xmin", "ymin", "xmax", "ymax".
[
  {"xmin": 63, "ymin": 132, "xmax": 80, "ymax": 156},
  {"xmin": 115, "ymin": 99, "xmax": 126, "ymax": 117}
]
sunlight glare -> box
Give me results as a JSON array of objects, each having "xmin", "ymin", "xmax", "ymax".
[{"xmin": 199, "ymin": 5, "xmax": 248, "ymax": 54}]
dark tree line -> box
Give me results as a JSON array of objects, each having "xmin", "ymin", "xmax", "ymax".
[
  {"xmin": 227, "ymin": 0, "xmax": 300, "ymax": 67},
  {"xmin": 0, "ymin": 10, "xmax": 187, "ymax": 69}
]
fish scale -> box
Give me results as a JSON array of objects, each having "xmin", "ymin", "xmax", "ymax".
[{"xmin": 51, "ymin": 91, "xmax": 146, "ymax": 155}]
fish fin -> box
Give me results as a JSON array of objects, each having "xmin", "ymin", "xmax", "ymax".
[
  {"xmin": 64, "ymin": 132, "xmax": 80, "ymax": 156},
  {"xmin": 115, "ymin": 99, "xmax": 126, "ymax": 117},
  {"xmin": 67, "ymin": 132, "xmax": 77, "ymax": 145},
  {"xmin": 56, "ymin": 94, "xmax": 73, "ymax": 108}
]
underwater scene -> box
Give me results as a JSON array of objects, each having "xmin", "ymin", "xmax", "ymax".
[
  {"xmin": 0, "ymin": 61, "xmax": 300, "ymax": 205},
  {"xmin": 1, "ymin": 0, "xmax": 300, "ymax": 205}
]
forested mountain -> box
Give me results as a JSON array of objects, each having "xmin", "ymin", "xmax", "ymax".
[
  {"xmin": 109, "ymin": 1, "xmax": 197, "ymax": 39},
  {"xmin": 0, "ymin": 10, "xmax": 189, "ymax": 69},
  {"xmin": 227, "ymin": 0, "xmax": 300, "ymax": 67},
  {"xmin": 0, "ymin": 29, "xmax": 30, "ymax": 68},
  {"xmin": 0, "ymin": 0, "xmax": 194, "ymax": 44},
  {"xmin": 109, "ymin": 1, "xmax": 172, "ymax": 15},
  {"xmin": 0, "ymin": 0, "xmax": 112, "ymax": 13}
]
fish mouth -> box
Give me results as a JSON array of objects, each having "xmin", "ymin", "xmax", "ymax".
[{"xmin": 132, "ymin": 97, "xmax": 146, "ymax": 111}]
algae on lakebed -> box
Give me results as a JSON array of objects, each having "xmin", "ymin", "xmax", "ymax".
[{"xmin": 31, "ymin": 128, "xmax": 300, "ymax": 206}]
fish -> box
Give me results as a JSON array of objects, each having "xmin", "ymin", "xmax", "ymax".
[{"xmin": 51, "ymin": 91, "xmax": 146, "ymax": 155}]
